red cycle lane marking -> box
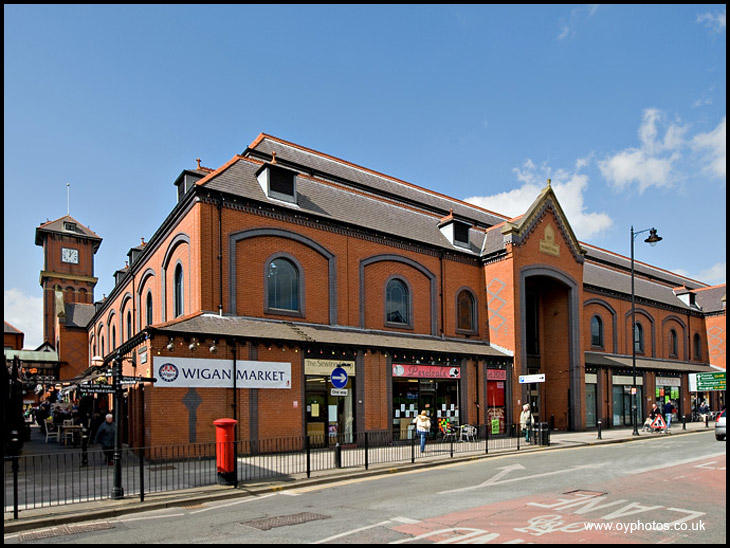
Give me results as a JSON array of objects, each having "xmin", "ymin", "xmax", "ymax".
[{"xmin": 390, "ymin": 455, "xmax": 724, "ymax": 544}]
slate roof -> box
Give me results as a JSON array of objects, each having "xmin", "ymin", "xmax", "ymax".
[
  {"xmin": 694, "ymin": 285, "xmax": 726, "ymax": 314},
  {"xmin": 64, "ymin": 303, "xmax": 97, "ymax": 329},
  {"xmin": 153, "ymin": 314, "xmax": 508, "ymax": 358},
  {"xmin": 4, "ymin": 321, "xmax": 22, "ymax": 334},
  {"xmin": 35, "ymin": 215, "xmax": 102, "ymax": 251},
  {"xmin": 196, "ymin": 133, "xmax": 723, "ymax": 314}
]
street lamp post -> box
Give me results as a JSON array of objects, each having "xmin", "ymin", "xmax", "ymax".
[{"xmin": 631, "ymin": 226, "xmax": 662, "ymax": 436}]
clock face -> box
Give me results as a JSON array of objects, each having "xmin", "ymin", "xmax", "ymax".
[{"xmin": 61, "ymin": 247, "xmax": 79, "ymax": 264}]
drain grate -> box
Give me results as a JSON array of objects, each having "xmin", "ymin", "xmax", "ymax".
[
  {"xmin": 242, "ymin": 512, "xmax": 330, "ymax": 531},
  {"xmin": 19, "ymin": 522, "xmax": 114, "ymax": 541}
]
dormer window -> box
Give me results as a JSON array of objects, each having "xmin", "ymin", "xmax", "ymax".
[
  {"xmin": 438, "ymin": 209, "xmax": 471, "ymax": 249},
  {"xmin": 256, "ymin": 163, "xmax": 298, "ymax": 204},
  {"xmin": 453, "ymin": 222, "xmax": 470, "ymax": 246}
]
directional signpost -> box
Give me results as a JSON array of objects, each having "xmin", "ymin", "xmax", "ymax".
[
  {"xmin": 689, "ymin": 372, "xmax": 726, "ymax": 392},
  {"xmin": 519, "ymin": 374, "xmax": 546, "ymax": 384}
]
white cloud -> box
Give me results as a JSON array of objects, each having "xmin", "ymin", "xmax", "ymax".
[
  {"xmin": 556, "ymin": 4, "xmax": 599, "ymax": 41},
  {"xmin": 691, "ymin": 116, "xmax": 726, "ymax": 179},
  {"xmin": 599, "ymin": 109, "xmax": 725, "ymax": 192},
  {"xmin": 672, "ymin": 261, "xmax": 726, "ymax": 285},
  {"xmin": 4, "ymin": 288, "xmax": 44, "ymax": 350},
  {"xmin": 599, "ymin": 109, "xmax": 685, "ymax": 193},
  {"xmin": 465, "ymin": 156, "xmax": 613, "ymax": 241},
  {"xmin": 696, "ymin": 11, "xmax": 726, "ymax": 34}
]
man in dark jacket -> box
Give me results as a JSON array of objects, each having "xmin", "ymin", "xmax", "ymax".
[
  {"xmin": 94, "ymin": 413, "xmax": 115, "ymax": 465},
  {"xmin": 663, "ymin": 400, "xmax": 674, "ymax": 429}
]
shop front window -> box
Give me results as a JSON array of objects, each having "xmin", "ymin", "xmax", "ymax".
[
  {"xmin": 304, "ymin": 359, "xmax": 355, "ymax": 445},
  {"xmin": 392, "ymin": 363, "xmax": 461, "ymax": 440}
]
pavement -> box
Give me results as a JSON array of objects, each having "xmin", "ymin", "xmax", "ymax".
[{"xmin": 3, "ymin": 420, "xmax": 718, "ymax": 534}]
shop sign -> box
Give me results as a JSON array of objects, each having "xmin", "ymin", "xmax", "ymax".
[
  {"xmin": 305, "ymin": 359, "xmax": 356, "ymax": 377},
  {"xmin": 153, "ymin": 357, "xmax": 291, "ymax": 389},
  {"xmin": 392, "ymin": 363, "xmax": 461, "ymax": 379},
  {"xmin": 487, "ymin": 369, "xmax": 507, "ymax": 381},
  {"xmin": 689, "ymin": 371, "xmax": 726, "ymax": 392},
  {"xmin": 656, "ymin": 377, "xmax": 681, "ymax": 387}
]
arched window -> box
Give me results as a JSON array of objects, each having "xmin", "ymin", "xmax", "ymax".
[
  {"xmin": 146, "ymin": 291, "xmax": 153, "ymax": 327},
  {"xmin": 126, "ymin": 311, "xmax": 132, "ymax": 341},
  {"xmin": 174, "ymin": 264, "xmax": 184, "ymax": 318},
  {"xmin": 634, "ymin": 322, "xmax": 644, "ymax": 354},
  {"xmin": 693, "ymin": 333, "xmax": 702, "ymax": 360},
  {"xmin": 669, "ymin": 329, "xmax": 678, "ymax": 357},
  {"xmin": 267, "ymin": 258, "xmax": 300, "ymax": 312},
  {"xmin": 591, "ymin": 315, "xmax": 603, "ymax": 347},
  {"xmin": 457, "ymin": 290, "xmax": 475, "ymax": 332},
  {"xmin": 386, "ymin": 278, "xmax": 410, "ymax": 326},
  {"xmin": 111, "ymin": 325, "xmax": 116, "ymax": 350}
]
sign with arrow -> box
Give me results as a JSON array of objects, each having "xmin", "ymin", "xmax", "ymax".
[{"xmin": 330, "ymin": 366, "xmax": 348, "ymax": 389}]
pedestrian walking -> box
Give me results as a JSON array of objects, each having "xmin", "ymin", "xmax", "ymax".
[
  {"xmin": 663, "ymin": 400, "xmax": 674, "ymax": 429},
  {"xmin": 413, "ymin": 410, "xmax": 431, "ymax": 453},
  {"xmin": 520, "ymin": 404, "xmax": 532, "ymax": 442},
  {"xmin": 94, "ymin": 413, "xmax": 115, "ymax": 465}
]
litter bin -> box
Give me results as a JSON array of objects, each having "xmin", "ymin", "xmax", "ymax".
[
  {"xmin": 213, "ymin": 418, "xmax": 237, "ymax": 485},
  {"xmin": 537, "ymin": 422, "xmax": 550, "ymax": 446}
]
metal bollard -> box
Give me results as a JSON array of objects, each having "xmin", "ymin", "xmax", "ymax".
[
  {"xmin": 597, "ymin": 419, "xmax": 602, "ymax": 439},
  {"xmin": 335, "ymin": 442, "xmax": 342, "ymax": 468},
  {"xmin": 364, "ymin": 432, "xmax": 369, "ymax": 471},
  {"xmin": 81, "ymin": 426, "xmax": 89, "ymax": 467},
  {"xmin": 705, "ymin": 415, "xmax": 709, "ymax": 428},
  {"xmin": 305, "ymin": 436, "xmax": 311, "ymax": 478},
  {"xmin": 682, "ymin": 415, "xmax": 687, "ymax": 430},
  {"xmin": 10, "ymin": 430, "xmax": 20, "ymax": 519}
]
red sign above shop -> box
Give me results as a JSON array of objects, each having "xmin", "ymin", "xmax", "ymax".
[{"xmin": 393, "ymin": 364, "xmax": 461, "ymax": 379}]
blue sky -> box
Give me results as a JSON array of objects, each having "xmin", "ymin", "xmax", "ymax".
[{"xmin": 4, "ymin": 5, "xmax": 726, "ymax": 349}]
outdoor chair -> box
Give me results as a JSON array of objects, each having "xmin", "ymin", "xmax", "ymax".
[
  {"xmin": 61, "ymin": 419, "xmax": 75, "ymax": 445},
  {"xmin": 45, "ymin": 418, "xmax": 59, "ymax": 443},
  {"xmin": 460, "ymin": 424, "xmax": 477, "ymax": 442}
]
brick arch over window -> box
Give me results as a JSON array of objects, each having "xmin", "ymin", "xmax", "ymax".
[
  {"xmin": 120, "ymin": 292, "xmax": 133, "ymax": 341},
  {"xmin": 229, "ymin": 228, "xmax": 337, "ymax": 324},
  {"xmin": 661, "ymin": 315, "xmax": 688, "ymax": 361},
  {"xmin": 161, "ymin": 233, "xmax": 191, "ymax": 322},
  {"xmin": 136, "ymin": 268, "xmax": 156, "ymax": 328},
  {"xmin": 624, "ymin": 308, "xmax": 656, "ymax": 357},
  {"xmin": 584, "ymin": 298, "xmax": 618, "ymax": 354},
  {"xmin": 359, "ymin": 254, "xmax": 437, "ymax": 335}
]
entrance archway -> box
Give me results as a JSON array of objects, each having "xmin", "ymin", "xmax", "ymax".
[{"xmin": 519, "ymin": 266, "xmax": 583, "ymax": 431}]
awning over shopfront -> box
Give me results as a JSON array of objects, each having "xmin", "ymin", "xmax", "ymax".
[
  {"xmin": 585, "ymin": 351, "xmax": 718, "ymax": 374},
  {"xmin": 4, "ymin": 349, "xmax": 60, "ymax": 383},
  {"xmin": 152, "ymin": 313, "xmax": 510, "ymax": 359}
]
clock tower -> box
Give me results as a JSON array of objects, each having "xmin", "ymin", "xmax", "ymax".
[{"xmin": 35, "ymin": 215, "xmax": 102, "ymax": 346}]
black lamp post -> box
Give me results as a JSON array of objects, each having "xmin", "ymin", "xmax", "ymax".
[{"xmin": 631, "ymin": 226, "xmax": 662, "ymax": 436}]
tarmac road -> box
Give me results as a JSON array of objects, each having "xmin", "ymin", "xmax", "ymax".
[{"xmin": 5, "ymin": 430, "xmax": 725, "ymax": 544}]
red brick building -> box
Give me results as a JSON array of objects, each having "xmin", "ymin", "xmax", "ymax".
[{"xmin": 40, "ymin": 133, "xmax": 726, "ymax": 447}]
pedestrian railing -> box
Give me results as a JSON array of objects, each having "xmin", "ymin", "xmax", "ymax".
[{"xmin": 4, "ymin": 431, "xmax": 518, "ymax": 517}]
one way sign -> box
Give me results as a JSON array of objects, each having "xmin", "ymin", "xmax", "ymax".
[{"xmin": 330, "ymin": 366, "xmax": 348, "ymax": 389}]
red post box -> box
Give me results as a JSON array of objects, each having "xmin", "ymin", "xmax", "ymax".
[{"xmin": 213, "ymin": 418, "xmax": 237, "ymax": 485}]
